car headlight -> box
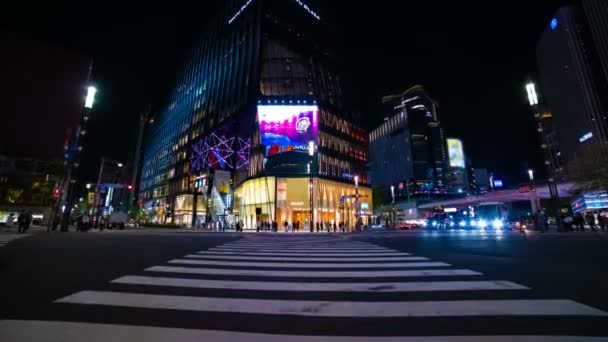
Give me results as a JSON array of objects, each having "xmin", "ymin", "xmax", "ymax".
[
  {"xmin": 478, "ymin": 219, "xmax": 487, "ymax": 228},
  {"xmin": 432, "ymin": 221, "xmax": 438, "ymax": 227},
  {"xmin": 492, "ymin": 219, "xmax": 504, "ymax": 229},
  {"xmin": 459, "ymin": 221, "xmax": 466, "ymax": 227}
]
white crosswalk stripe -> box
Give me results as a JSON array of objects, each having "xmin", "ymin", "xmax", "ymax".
[
  {"xmin": 0, "ymin": 234, "xmax": 29, "ymax": 247},
  {"xmin": 167, "ymin": 259, "xmax": 451, "ymax": 268},
  {"xmin": 3, "ymin": 235, "xmax": 606, "ymax": 341}
]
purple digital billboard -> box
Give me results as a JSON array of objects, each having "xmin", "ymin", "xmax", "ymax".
[{"xmin": 257, "ymin": 105, "xmax": 319, "ymax": 157}]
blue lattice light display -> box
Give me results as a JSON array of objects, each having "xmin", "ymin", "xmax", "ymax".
[{"xmin": 191, "ymin": 133, "xmax": 251, "ymax": 172}]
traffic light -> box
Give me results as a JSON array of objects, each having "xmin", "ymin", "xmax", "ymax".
[
  {"xmin": 127, "ymin": 185, "xmax": 134, "ymax": 191},
  {"xmin": 53, "ymin": 188, "xmax": 61, "ymax": 198}
]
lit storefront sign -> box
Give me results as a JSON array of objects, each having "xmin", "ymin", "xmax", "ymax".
[{"xmin": 572, "ymin": 191, "xmax": 608, "ymax": 213}]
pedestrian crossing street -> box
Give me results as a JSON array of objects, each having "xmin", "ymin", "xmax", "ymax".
[
  {"xmin": 0, "ymin": 233, "xmax": 29, "ymax": 247},
  {"xmin": 2, "ymin": 235, "xmax": 608, "ymax": 341}
]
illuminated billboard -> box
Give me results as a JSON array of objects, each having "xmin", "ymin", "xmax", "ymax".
[
  {"xmin": 447, "ymin": 138, "xmax": 465, "ymax": 168},
  {"xmin": 257, "ymin": 105, "xmax": 319, "ymax": 157}
]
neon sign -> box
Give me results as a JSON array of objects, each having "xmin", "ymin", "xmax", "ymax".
[
  {"xmin": 579, "ymin": 132, "xmax": 593, "ymax": 143},
  {"xmin": 294, "ymin": 0, "xmax": 320, "ymax": 20},
  {"xmin": 228, "ymin": 0, "xmax": 254, "ymax": 24}
]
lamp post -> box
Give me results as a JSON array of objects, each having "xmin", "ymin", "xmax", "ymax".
[
  {"xmin": 60, "ymin": 82, "xmax": 96, "ymax": 231},
  {"xmin": 309, "ymin": 141, "xmax": 315, "ymax": 233},
  {"xmin": 391, "ymin": 185, "xmax": 396, "ymax": 229},
  {"xmin": 526, "ymin": 81, "xmax": 563, "ymax": 231}
]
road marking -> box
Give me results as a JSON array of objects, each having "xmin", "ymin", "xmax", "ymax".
[
  {"xmin": 112, "ymin": 276, "xmax": 529, "ymax": 292},
  {"xmin": 4, "ymin": 321, "xmax": 606, "ymax": 342},
  {"xmin": 0, "ymin": 234, "xmax": 29, "ymax": 247},
  {"xmin": 145, "ymin": 266, "xmax": 481, "ymax": 278},
  {"xmin": 56, "ymin": 292, "xmax": 608, "ymax": 317},
  {"xmin": 208, "ymin": 248, "xmax": 397, "ymax": 253},
  {"xmin": 223, "ymin": 243, "xmax": 377, "ymax": 247},
  {"xmin": 167, "ymin": 259, "xmax": 450, "ymax": 268},
  {"xmin": 184, "ymin": 254, "xmax": 429, "ymax": 262},
  {"xmin": 198, "ymin": 251, "xmax": 411, "ymax": 257},
  {"xmin": 211, "ymin": 246, "xmax": 395, "ymax": 252}
]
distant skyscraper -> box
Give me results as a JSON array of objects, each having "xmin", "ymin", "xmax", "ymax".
[
  {"xmin": 369, "ymin": 86, "xmax": 447, "ymax": 197},
  {"xmin": 536, "ymin": 1, "xmax": 608, "ymax": 162}
]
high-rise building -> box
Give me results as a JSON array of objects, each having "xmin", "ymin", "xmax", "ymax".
[
  {"xmin": 139, "ymin": 0, "xmax": 371, "ymax": 229},
  {"xmin": 536, "ymin": 1, "xmax": 608, "ymax": 163},
  {"xmin": 369, "ymin": 86, "xmax": 447, "ymax": 198}
]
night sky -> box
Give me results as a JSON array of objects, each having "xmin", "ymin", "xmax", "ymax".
[{"xmin": 0, "ymin": 0, "xmax": 570, "ymax": 184}]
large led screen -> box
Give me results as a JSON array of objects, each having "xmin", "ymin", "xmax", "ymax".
[
  {"xmin": 447, "ymin": 138, "xmax": 465, "ymax": 168},
  {"xmin": 257, "ymin": 105, "xmax": 319, "ymax": 157}
]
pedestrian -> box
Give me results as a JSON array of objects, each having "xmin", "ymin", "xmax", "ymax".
[
  {"xmin": 574, "ymin": 212, "xmax": 585, "ymax": 232},
  {"xmin": 333, "ymin": 222, "xmax": 337, "ymax": 232},
  {"xmin": 23, "ymin": 211, "xmax": 32, "ymax": 233},
  {"xmin": 585, "ymin": 212, "xmax": 597, "ymax": 232},
  {"xmin": 562, "ymin": 214, "xmax": 574, "ymax": 232},
  {"xmin": 284, "ymin": 221, "xmax": 288, "ymax": 232},
  {"xmin": 17, "ymin": 211, "xmax": 26, "ymax": 233},
  {"xmin": 52, "ymin": 214, "xmax": 60, "ymax": 231},
  {"xmin": 295, "ymin": 220, "xmax": 300, "ymax": 232},
  {"xmin": 5, "ymin": 213, "xmax": 14, "ymax": 229},
  {"xmin": 598, "ymin": 213, "xmax": 607, "ymax": 232}
]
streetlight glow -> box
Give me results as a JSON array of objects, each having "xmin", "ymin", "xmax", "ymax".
[
  {"xmin": 117, "ymin": 163, "xmax": 124, "ymax": 168},
  {"xmin": 308, "ymin": 141, "xmax": 315, "ymax": 157},
  {"xmin": 526, "ymin": 83, "xmax": 538, "ymax": 106},
  {"xmin": 354, "ymin": 176, "xmax": 359, "ymax": 187},
  {"xmin": 528, "ymin": 169, "xmax": 534, "ymax": 181},
  {"xmin": 85, "ymin": 86, "xmax": 97, "ymax": 109}
]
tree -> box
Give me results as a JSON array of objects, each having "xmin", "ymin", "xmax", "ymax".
[{"xmin": 566, "ymin": 143, "xmax": 608, "ymax": 196}]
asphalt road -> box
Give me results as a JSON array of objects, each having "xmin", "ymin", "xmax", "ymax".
[{"xmin": 1, "ymin": 229, "xmax": 608, "ymax": 341}]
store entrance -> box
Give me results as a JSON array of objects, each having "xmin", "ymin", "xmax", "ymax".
[{"xmin": 290, "ymin": 210, "xmax": 310, "ymax": 230}]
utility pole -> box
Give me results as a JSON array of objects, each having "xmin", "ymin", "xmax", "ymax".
[{"xmin": 128, "ymin": 108, "xmax": 150, "ymax": 213}]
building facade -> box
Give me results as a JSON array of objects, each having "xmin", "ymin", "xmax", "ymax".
[
  {"xmin": 537, "ymin": 2, "xmax": 608, "ymax": 163},
  {"xmin": 139, "ymin": 0, "xmax": 371, "ymax": 229},
  {"xmin": 369, "ymin": 86, "xmax": 447, "ymax": 199}
]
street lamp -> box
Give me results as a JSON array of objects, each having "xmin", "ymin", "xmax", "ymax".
[
  {"xmin": 527, "ymin": 168, "xmax": 539, "ymax": 215},
  {"xmin": 309, "ymin": 140, "xmax": 315, "ymax": 232},
  {"xmin": 528, "ymin": 169, "xmax": 534, "ymax": 181},
  {"xmin": 85, "ymin": 86, "xmax": 97, "ymax": 109},
  {"xmin": 526, "ymin": 83, "xmax": 538, "ymax": 106}
]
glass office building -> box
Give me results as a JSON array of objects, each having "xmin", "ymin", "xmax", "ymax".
[
  {"xmin": 139, "ymin": 0, "xmax": 370, "ymax": 229},
  {"xmin": 369, "ymin": 86, "xmax": 448, "ymax": 195}
]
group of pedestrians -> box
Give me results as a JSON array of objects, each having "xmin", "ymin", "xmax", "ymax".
[
  {"xmin": 567, "ymin": 212, "xmax": 607, "ymax": 232},
  {"xmin": 257, "ymin": 221, "xmax": 279, "ymax": 232}
]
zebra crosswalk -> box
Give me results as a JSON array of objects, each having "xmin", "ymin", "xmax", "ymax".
[
  {"xmin": 0, "ymin": 233, "xmax": 29, "ymax": 247},
  {"xmin": 2, "ymin": 235, "xmax": 607, "ymax": 341}
]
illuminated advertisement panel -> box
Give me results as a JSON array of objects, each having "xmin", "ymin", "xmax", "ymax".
[
  {"xmin": 257, "ymin": 105, "xmax": 319, "ymax": 157},
  {"xmin": 447, "ymin": 138, "xmax": 466, "ymax": 168}
]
